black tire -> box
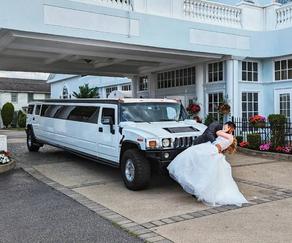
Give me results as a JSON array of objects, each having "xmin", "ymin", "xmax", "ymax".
[
  {"xmin": 121, "ymin": 149, "xmax": 151, "ymax": 191},
  {"xmin": 27, "ymin": 129, "xmax": 40, "ymax": 152}
]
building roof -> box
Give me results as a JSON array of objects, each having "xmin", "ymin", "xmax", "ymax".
[{"xmin": 0, "ymin": 78, "xmax": 50, "ymax": 93}]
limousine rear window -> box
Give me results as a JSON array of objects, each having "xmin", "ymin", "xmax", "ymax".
[
  {"xmin": 40, "ymin": 104, "xmax": 99, "ymax": 124},
  {"xmin": 68, "ymin": 106, "xmax": 99, "ymax": 123}
]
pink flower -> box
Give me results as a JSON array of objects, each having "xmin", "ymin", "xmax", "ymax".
[{"xmin": 259, "ymin": 143, "xmax": 271, "ymax": 151}]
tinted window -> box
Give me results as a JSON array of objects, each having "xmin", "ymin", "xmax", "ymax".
[
  {"xmin": 35, "ymin": 105, "xmax": 41, "ymax": 115},
  {"xmin": 28, "ymin": 105, "xmax": 34, "ymax": 114},
  {"xmin": 54, "ymin": 106, "xmax": 75, "ymax": 119},
  {"xmin": 44, "ymin": 105, "xmax": 62, "ymax": 118},
  {"xmin": 102, "ymin": 108, "xmax": 115, "ymax": 124},
  {"xmin": 41, "ymin": 105, "xmax": 49, "ymax": 116},
  {"xmin": 68, "ymin": 106, "xmax": 99, "ymax": 123}
]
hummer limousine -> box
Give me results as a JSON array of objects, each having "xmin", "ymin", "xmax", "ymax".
[{"xmin": 26, "ymin": 98, "xmax": 206, "ymax": 190}]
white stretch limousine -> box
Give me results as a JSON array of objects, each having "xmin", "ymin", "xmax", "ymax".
[{"xmin": 26, "ymin": 99, "xmax": 205, "ymax": 190}]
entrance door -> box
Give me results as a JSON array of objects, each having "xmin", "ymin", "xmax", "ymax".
[
  {"xmin": 275, "ymin": 89, "xmax": 292, "ymax": 120},
  {"xmin": 97, "ymin": 105, "xmax": 119, "ymax": 163}
]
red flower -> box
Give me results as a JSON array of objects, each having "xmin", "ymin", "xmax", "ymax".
[
  {"xmin": 240, "ymin": 141, "xmax": 249, "ymax": 148},
  {"xmin": 187, "ymin": 104, "xmax": 200, "ymax": 114},
  {"xmin": 275, "ymin": 146, "xmax": 284, "ymax": 152}
]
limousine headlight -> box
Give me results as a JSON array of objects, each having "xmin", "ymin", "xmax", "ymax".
[{"xmin": 162, "ymin": 138, "xmax": 171, "ymax": 148}]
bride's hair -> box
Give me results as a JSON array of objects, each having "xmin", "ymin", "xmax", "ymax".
[{"xmin": 224, "ymin": 137, "xmax": 237, "ymax": 154}]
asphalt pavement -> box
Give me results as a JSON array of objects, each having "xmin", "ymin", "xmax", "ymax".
[{"xmin": 0, "ymin": 169, "xmax": 142, "ymax": 243}]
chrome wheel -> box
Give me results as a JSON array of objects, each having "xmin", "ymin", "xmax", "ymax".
[{"xmin": 125, "ymin": 159, "xmax": 135, "ymax": 182}]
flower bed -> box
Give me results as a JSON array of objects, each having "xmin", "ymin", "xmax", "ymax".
[
  {"xmin": 239, "ymin": 142, "xmax": 292, "ymax": 155},
  {"xmin": 0, "ymin": 151, "xmax": 15, "ymax": 174},
  {"xmin": 0, "ymin": 151, "xmax": 11, "ymax": 164}
]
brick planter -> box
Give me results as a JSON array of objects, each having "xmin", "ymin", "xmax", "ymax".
[
  {"xmin": 238, "ymin": 147, "xmax": 292, "ymax": 161},
  {"xmin": 0, "ymin": 160, "xmax": 16, "ymax": 174}
]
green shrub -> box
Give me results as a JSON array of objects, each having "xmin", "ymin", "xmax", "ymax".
[
  {"xmin": 17, "ymin": 110, "xmax": 27, "ymax": 128},
  {"xmin": 204, "ymin": 114, "xmax": 215, "ymax": 126},
  {"xmin": 1, "ymin": 102, "xmax": 15, "ymax": 128},
  {"xmin": 236, "ymin": 136, "xmax": 243, "ymax": 145},
  {"xmin": 268, "ymin": 114, "xmax": 286, "ymax": 148},
  {"xmin": 247, "ymin": 133, "xmax": 261, "ymax": 150}
]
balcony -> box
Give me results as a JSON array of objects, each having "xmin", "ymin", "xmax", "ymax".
[
  {"xmin": 70, "ymin": 0, "xmax": 292, "ymax": 31},
  {"xmin": 276, "ymin": 3, "xmax": 292, "ymax": 29}
]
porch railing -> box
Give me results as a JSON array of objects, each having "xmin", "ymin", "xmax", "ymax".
[
  {"xmin": 183, "ymin": 0, "xmax": 242, "ymax": 27},
  {"xmin": 70, "ymin": 0, "xmax": 132, "ymax": 10},
  {"xmin": 276, "ymin": 3, "xmax": 292, "ymax": 27}
]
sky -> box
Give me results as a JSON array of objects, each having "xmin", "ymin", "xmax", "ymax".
[{"xmin": 0, "ymin": 71, "xmax": 50, "ymax": 80}]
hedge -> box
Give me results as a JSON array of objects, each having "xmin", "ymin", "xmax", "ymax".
[
  {"xmin": 247, "ymin": 133, "xmax": 261, "ymax": 150},
  {"xmin": 1, "ymin": 103, "xmax": 15, "ymax": 128}
]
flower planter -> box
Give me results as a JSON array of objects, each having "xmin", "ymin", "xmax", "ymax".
[{"xmin": 0, "ymin": 160, "xmax": 16, "ymax": 174}]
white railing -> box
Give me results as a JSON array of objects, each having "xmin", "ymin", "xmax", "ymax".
[
  {"xmin": 276, "ymin": 3, "xmax": 292, "ymax": 28},
  {"xmin": 183, "ymin": 0, "xmax": 242, "ymax": 27},
  {"xmin": 70, "ymin": 0, "xmax": 132, "ymax": 10}
]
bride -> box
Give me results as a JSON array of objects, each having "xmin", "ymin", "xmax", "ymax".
[{"xmin": 167, "ymin": 130, "xmax": 248, "ymax": 207}]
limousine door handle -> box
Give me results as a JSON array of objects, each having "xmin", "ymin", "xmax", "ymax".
[{"xmin": 98, "ymin": 127, "xmax": 103, "ymax": 132}]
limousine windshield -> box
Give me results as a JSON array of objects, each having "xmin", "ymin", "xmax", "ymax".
[{"xmin": 120, "ymin": 102, "xmax": 188, "ymax": 123}]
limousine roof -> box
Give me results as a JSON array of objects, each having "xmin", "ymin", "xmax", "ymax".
[{"xmin": 31, "ymin": 98, "xmax": 179, "ymax": 104}]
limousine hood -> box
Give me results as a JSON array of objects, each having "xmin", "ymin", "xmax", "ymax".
[{"xmin": 120, "ymin": 120, "xmax": 206, "ymax": 139}]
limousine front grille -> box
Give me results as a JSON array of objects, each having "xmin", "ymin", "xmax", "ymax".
[{"xmin": 174, "ymin": 136, "xmax": 197, "ymax": 148}]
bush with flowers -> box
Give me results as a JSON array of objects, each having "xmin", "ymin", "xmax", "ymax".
[
  {"xmin": 186, "ymin": 103, "xmax": 201, "ymax": 116},
  {"xmin": 249, "ymin": 115, "xmax": 266, "ymax": 128},
  {"xmin": 239, "ymin": 141, "xmax": 249, "ymax": 148},
  {"xmin": 259, "ymin": 143, "xmax": 271, "ymax": 151},
  {"xmin": 0, "ymin": 151, "xmax": 11, "ymax": 164}
]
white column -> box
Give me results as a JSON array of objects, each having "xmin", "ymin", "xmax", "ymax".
[
  {"xmin": 233, "ymin": 60, "xmax": 240, "ymax": 118},
  {"xmin": 226, "ymin": 60, "xmax": 234, "ymax": 119},
  {"xmin": 195, "ymin": 64, "xmax": 205, "ymax": 117},
  {"xmin": 131, "ymin": 76, "xmax": 139, "ymax": 98},
  {"xmin": 148, "ymin": 73, "xmax": 157, "ymax": 98}
]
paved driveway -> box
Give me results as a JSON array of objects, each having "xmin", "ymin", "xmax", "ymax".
[{"xmin": 3, "ymin": 130, "xmax": 292, "ymax": 243}]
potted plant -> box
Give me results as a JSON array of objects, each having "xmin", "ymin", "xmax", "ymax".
[
  {"xmin": 186, "ymin": 103, "xmax": 201, "ymax": 117},
  {"xmin": 218, "ymin": 101, "xmax": 231, "ymax": 115},
  {"xmin": 249, "ymin": 115, "xmax": 266, "ymax": 128}
]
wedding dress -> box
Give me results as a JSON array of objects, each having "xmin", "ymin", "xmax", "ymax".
[{"xmin": 167, "ymin": 136, "xmax": 248, "ymax": 206}]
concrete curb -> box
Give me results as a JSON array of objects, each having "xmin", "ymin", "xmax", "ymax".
[
  {"xmin": 238, "ymin": 147, "xmax": 292, "ymax": 161},
  {"xmin": 0, "ymin": 160, "xmax": 16, "ymax": 174}
]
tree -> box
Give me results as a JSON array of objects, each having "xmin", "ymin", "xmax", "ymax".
[
  {"xmin": 1, "ymin": 102, "xmax": 15, "ymax": 128},
  {"xmin": 72, "ymin": 84, "xmax": 99, "ymax": 98},
  {"xmin": 17, "ymin": 110, "xmax": 27, "ymax": 128}
]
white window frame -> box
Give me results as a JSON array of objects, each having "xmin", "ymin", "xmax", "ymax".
[
  {"xmin": 11, "ymin": 93, "xmax": 18, "ymax": 103},
  {"xmin": 121, "ymin": 84, "xmax": 131, "ymax": 91},
  {"xmin": 241, "ymin": 61, "xmax": 259, "ymax": 82},
  {"xmin": 240, "ymin": 91, "xmax": 260, "ymax": 120},
  {"xmin": 273, "ymin": 57, "xmax": 292, "ymax": 82},
  {"xmin": 106, "ymin": 86, "xmax": 118, "ymax": 97},
  {"xmin": 207, "ymin": 61, "xmax": 224, "ymax": 83},
  {"xmin": 139, "ymin": 76, "xmax": 148, "ymax": 91},
  {"xmin": 157, "ymin": 66, "xmax": 196, "ymax": 89},
  {"xmin": 206, "ymin": 91, "xmax": 224, "ymax": 121},
  {"xmin": 274, "ymin": 89, "xmax": 292, "ymax": 120}
]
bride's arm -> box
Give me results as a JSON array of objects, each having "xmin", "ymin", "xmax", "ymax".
[{"xmin": 216, "ymin": 130, "xmax": 233, "ymax": 141}]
